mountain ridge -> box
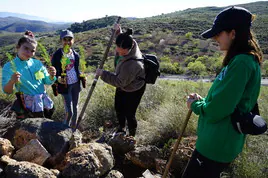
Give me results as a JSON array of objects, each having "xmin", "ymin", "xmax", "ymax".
[
  {"xmin": 0, "ymin": 16, "xmax": 71, "ymax": 32},
  {"xmin": 0, "ymin": 12, "xmax": 72, "ymax": 23},
  {"xmin": 0, "ymin": 1, "xmax": 267, "ymax": 74}
]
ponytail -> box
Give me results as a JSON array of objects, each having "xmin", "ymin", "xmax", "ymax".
[
  {"xmin": 115, "ymin": 28, "xmax": 134, "ymax": 49},
  {"xmin": 17, "ymin": 30, "xmax": 37, "ymax": 48}
]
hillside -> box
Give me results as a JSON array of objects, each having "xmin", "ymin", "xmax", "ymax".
[
  {"xmin": 0, "ymin": 1, "xmax": 267, "ymax": 76},
  {"xmin": 0, "ymin": 16, "xmax": 71, "ymax": 32},
  {"xmin": 67, "ymin": 1, "xmax": 268, "ymax": 53},
  {"xmin": 0, "ymin": 12, "xmax": 53, "ymax": 22}
]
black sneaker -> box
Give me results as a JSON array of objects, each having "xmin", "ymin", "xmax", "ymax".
[
  {"xmin": 128, "ymin": 129, "xmax": 136, "ymax": 137},
  {"xmin": 116, "ymin": 127, "xmax": 126, "ymax": 134}
]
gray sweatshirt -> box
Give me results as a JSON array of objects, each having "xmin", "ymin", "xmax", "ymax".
[{"xmin": 101, "ymin": 40, "xmax": 146, "ymax": 92}]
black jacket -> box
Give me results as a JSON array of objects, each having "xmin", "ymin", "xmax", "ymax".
[{"xmin": 51, "ymin": 48, "xmax": 81, "ymax": 94}]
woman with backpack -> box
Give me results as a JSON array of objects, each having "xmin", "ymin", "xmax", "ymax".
[
  {"xmin": 183, "ymin": 6, "xmax": 263, "ymax": 177},
  {"xmin": 96, "ymin": 25, "xmax": 146, "ymax": 137}
]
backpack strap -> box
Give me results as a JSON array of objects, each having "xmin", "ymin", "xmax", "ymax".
[{"xmin": 126, "ymin": 57, "xmax": 145, "ymax": 81}]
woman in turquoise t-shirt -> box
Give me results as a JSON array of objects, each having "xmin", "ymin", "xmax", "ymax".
[
  {"xmin": 2, "ymin": 31, "xmax": 56, "ymax": 119},
  {"xmin": 183, "ymin": 7, "xmax": 263, "ymax": 178}
]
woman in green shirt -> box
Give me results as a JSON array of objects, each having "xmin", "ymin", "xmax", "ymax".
[{"xmin": 183, "ymin": 6, "xmax": 263, "ymax": 178}]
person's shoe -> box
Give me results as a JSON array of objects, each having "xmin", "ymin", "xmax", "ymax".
[
  {"xmin": 116, "ymin": 127, "xmax": 125, "ymax": 132},
  {"xmin": 115, "ymin": 127, "xmax": 126, "ymax": 136},
  {"xmin": 128, "ymin": 128, "xmax": 136, "ymax": 137}
]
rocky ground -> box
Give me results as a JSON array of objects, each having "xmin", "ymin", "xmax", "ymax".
[{"xmin": 0, "ymin": 100, "xmax": 195, "ymax": 178}]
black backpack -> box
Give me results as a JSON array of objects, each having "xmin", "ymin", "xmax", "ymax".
[
  {"xmin": 231, "ymin": 103, "xmax": 267, "ymax": 135},
  {"xmin": 138, "ymin": 54, "xmax": 160, "ymax": 84}
]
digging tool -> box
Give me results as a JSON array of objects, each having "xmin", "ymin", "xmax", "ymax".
[
  {"xmin": 74, "ymin": 16, "xmax": 121, "ymax": 131},
  {"xmin": 162, "ymin": 109, "xmax": 192, "ymax": 178}
]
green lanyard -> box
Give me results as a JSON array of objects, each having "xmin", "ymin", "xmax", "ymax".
[{"xmin": 115, "ymin": 56, "xmax": 124, "ymax": 66}]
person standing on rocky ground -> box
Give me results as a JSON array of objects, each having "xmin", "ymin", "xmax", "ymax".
[
  {"xmin": 2, "ymin": 31, "xmax": 56, "ymax": 119},
  {"xmin": 51, "ymin": 30, "xmax": 84, "ymax": 129},
  {"xmin": 96, "ymin": 24, "xmax": 146, "ymax": 137},
  {"xmin": 183, "ymin": 6, "xmax": 262, "ymax": 178}
]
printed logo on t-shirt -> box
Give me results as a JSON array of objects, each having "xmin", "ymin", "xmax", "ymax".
[
  {"xmin": 217, "ymin": 66, "xmax": 228, "ymax": 81},
  {"xmin": 66, "ymin": 53, "xmax": 75, "ymax": 71},
  {"xmin": 65, "ymin": 52, "xmax": 78, "ymax": 84}
]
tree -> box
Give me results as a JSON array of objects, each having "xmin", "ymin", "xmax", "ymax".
[
  {"xmin": 184, "ymin": 56, "xmax": 196, "ymax": 66},
  {"xmin": 160, "ymin": 56, "xmax": 172, "ymax": 63},
  {"xmin": 160, "ymin": 62, "xmax": 177, "ymax": 74},
  {"xmin": 5, "ymin": 52, "xmax": 14, "ymax": 61},
  {"xmin": 38, "ymin": 43, "xmax": 51, "ymax": 66},
  {"xmin": 195, "ymin": 54, "xmax": 223, "ymax": 75},
  {"xmin": 187, "ymin": 61, "xmax": 206, "ymax": 75},
  {"xmin": 185, "ymin": 32, "xmax": 193, "ymax": 39}
]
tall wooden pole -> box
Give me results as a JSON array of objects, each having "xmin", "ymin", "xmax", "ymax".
[
  {"xmin": 162, "ymin": 110, "xmax": 192, "ymax": 178},
  {"xmin": 75, "ymin": 16, "xmax": 121, "ymax": 131}
]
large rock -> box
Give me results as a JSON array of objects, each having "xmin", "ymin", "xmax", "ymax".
[
  {"xmin": 125, "ymin": 145, "xmax": 161, "ymax": 169},
  {"xmin": 142, "ymin": 169, "xmax": 161, "ymax": 178},
  {"xmin": 3, "ymin": 118, "xmax": 81, "ymax": 168},
  {"xmin": 1, "ymin": 155, "xmax": 57, "ymax": 178},
  {"xmin": 69, "ymin": 130, "xmax": 83, "ymax": 150},
  {"xmin": 0, "ymin": 117, "xmax": 19, "ymax": 139},
  {"xmin": 105, "ymin": 170, "xmax": 124, "ymax": 178},
  {"xmin": 0, "ymin": 137, "xmax": 14, "ymax": 157},
  {"xmin": 13, "ymin": 139, "xmax": 51, "ymax": 165},
  {"xmin": 61, "ymin": 143, "xmax": 114, "ymax": 178},
  {"xmin": 108, "ymin": 133, "xmax": 136, "ymax": 154}
]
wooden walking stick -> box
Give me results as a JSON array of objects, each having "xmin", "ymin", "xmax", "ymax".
[
  {"xmin": 162, "ymin": 109, "xmax": 192, "ymax": 178},
  {"xmin": 75, "ymin": 16, "xmax": 121, "ymax": 131}
]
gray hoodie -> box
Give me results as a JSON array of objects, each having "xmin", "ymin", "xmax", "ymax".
[{"xmin": 101, "ymin": 40, "xmax": 145, "ymax": 92}]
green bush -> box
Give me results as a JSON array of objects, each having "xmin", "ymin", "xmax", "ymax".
[
  {"xmin": 160, "ymin": 55, "xmax": 172, "ymax": 63},
  {"xmin": 184, "ymin": 56, "xmax": 196, "ymax": 66},
  {"xmin": 185, "ymin": 32, "xmax": 193, "ymax": 39},
  {"xmin": 160, "ymin": 62, "xmax": 177, "ymax": 74},
  {"xmin": 187, "ymin": 61, "xmax": 207, "ymax": 75}
]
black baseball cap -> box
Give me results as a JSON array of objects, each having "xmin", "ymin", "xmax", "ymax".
[
  {"xmin": 60, "ymin": 30, "xmax": 74, "ymax": 39},
  {"xmin": 201, "ymin": 6, "xmax": 252, "ymax": 38}
]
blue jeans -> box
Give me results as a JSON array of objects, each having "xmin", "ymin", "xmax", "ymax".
[{"xmin": 61, "ymin": 81, "xmax": 80, "ymax": 127}]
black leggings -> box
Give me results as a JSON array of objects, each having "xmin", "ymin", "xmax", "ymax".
[
  {"xmin": 182, "ymin": 149, "xmax": 230, "ymax": 178},
  {"xmin": 114, "ymin": 85, "xmax": 146, "ymax": 136}
]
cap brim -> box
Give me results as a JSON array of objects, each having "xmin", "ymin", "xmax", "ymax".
[
  {"xmin": 62, "ymin": 35, "xmax": 73, "ymax": 38},
  {"xmin": 201, "ymin": 27, "xmax": 221, "ymax": 39}
]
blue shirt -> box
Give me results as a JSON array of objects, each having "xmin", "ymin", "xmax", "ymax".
[{"xmin": 2, "ymin": 56, "xmax": 56, "ymax": 95}]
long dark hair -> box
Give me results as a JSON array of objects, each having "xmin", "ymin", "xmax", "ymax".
[
  {"xmin": 223, "ymin": 17, "xmax": 263, "ymax": 66},
  {"xmin": 115, "ymin": 28, "xmax": 133, "ymax": 49}
]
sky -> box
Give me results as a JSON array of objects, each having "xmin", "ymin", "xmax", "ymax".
[{"xmin": 0, "ymin": 0, "xmax": 261, "ymax": 22}]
